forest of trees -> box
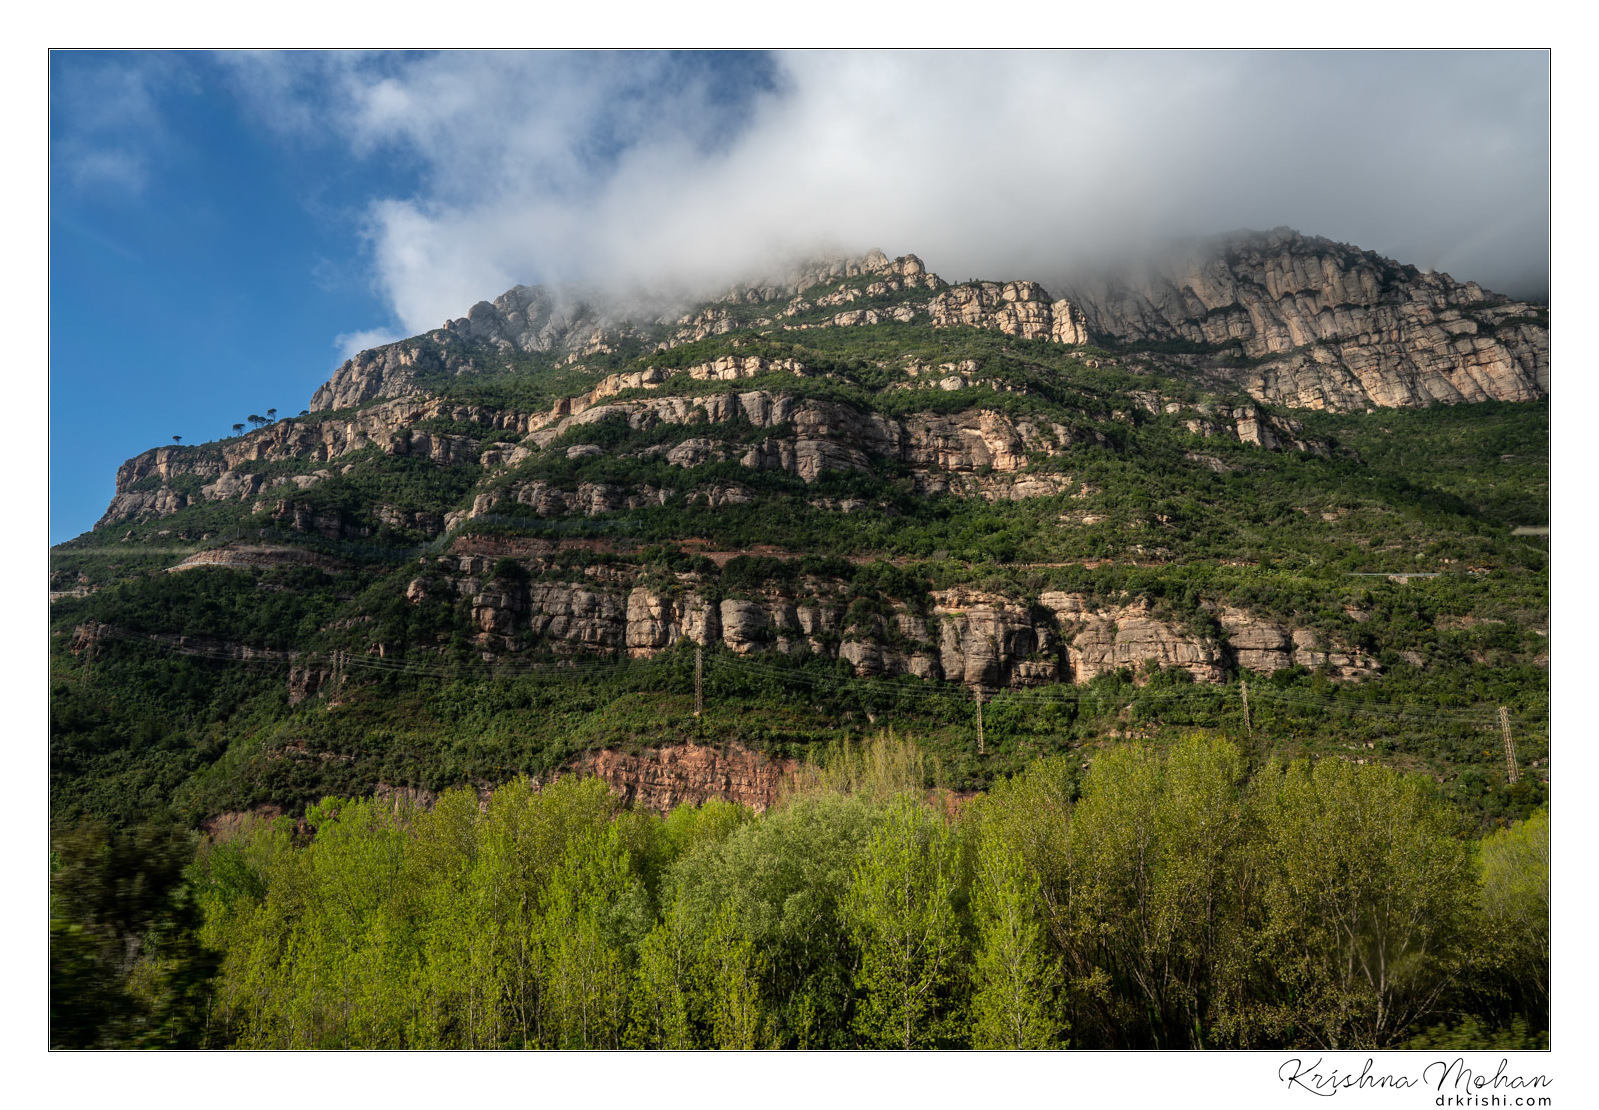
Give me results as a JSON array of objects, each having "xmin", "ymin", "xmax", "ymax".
[{"xmin": 50, "ymin": 736, "xmax": 1549, "ymax": 1050}]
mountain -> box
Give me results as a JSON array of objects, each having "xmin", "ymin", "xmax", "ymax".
[
  {"xmin": 51, "ymin": 229, "xmax": 1549, "ymax": 831},
  {"xmin": 1060, "ymin": 228, "xmax": 1547, "ymax": 410}
]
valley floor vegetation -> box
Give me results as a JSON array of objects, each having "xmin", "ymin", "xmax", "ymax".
[{"xmin": 51, "ymin": 735, "xmax": 1549, "ymax": 1050}]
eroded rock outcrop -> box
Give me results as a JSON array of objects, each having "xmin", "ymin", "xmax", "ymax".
[
  {"xmin": 415, "ymin": 549, "xmax": 1376, "ymax": 687},
  {"xmin": 98, "ymin": 396, "xmax": 546, "ymax": 527},
  {"xmin": 309, "ymin": 342, "xmax": 439, "ymax": 411},
  {"xmin": 526, "ymin": 390, "xmax": 1074, "ymax": 493},
  {"xmin": 170, "ymin": 543, "xmax": 344, "ymax": 573},
  {"xmin": 1064, "ymin": 228, "xmax": 1548, "ymax": 411},
  {"xmin": 928, "ymin": 280, "xmax": 1091, "ymax": 344},
  {"xmin": 566, "ymin": 742, "xmax": 800, "ymax": 814}
]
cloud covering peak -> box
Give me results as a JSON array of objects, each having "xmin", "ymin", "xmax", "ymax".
[{"xmin": 224, "ymin": 50, "xmax": 1550, "ymax": 334}]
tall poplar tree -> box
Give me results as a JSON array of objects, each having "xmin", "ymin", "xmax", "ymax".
[
  {"xmin": 842, "ymin": 794, "xmax": 962, "ymax": 1049},
  {"xmin": 1253, "ymin": 757, "xmax": 1473, "ymax": 1048},
  {"xmin": 626, "ymin": 902, "xmax": 699, "ymax": 1049},
  {"xmin": 969, "ymin": 828, "xmax": 1064, "ymax": 1049},
  {"xmin": 703, "ymin": 904, "xmax": 769, "ymax": 1049},
  {"xmin": 538, "ymin": 823, "xmax": 639, "ymax": 1048}
]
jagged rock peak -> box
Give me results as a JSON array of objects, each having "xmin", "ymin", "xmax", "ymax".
[
  {"xmin": 1064, "ymin": 226, "xmax": 1519, "ymax": 341},
  {"xmin": 1060, "ymin": 227, "xmax": 1548, "ymax": 411},
  {"xmin": 308, "ymin": 283, "xmax": 671, "ymax": 413},
  {"xmin": 715, "ymin": 249, "xmax": 943, "ymax": 306}
]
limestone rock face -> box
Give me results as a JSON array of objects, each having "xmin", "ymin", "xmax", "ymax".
[
  {"xmin": 525, "ymin": 390, "xmax": 1072, "ymax": 498},
  {"xmin": 412, "ymin": 540, "xmax": 1383, "ymax": 687},
  {"xmin": 625, "ymin": 586, "xmax": 675, "ymax": 653},
  {"xmin": 665, "ymin": 438, "xmax": 723, "ymax": 468},
  {"xmin": 309, "ymin": 343, "xmax": 438, "ymax": 411},
  {"xmin": 1068, "ymin": 612, "xmax": 1225, "ymax": 684},
  {"xmin": 171, "ymin": 543, "xmax": 342, "ymax": 572},
  {"xmin": 1062, "ymin": 228, "xmax": 1548, "ymax": 411},
  {"xmin": 377, "ymin": 505, "xmax": 445, "ymax": 536},
  {"xmin": 463, "ymin": 581, "xmax": 731, "ymax": 656},
  {"xmin": 97, "ymin": 485, "xmax": 190, "ymax": 526},
  {"xmin": 1219, "ymin": 607, "xmax": 1294, "ymax": 673},
  {"xmin": 928, "ymin": 281, "xmax": 1091, "ymax": 344},
  {"xmin": 1036, "ymin": 592, "xmax": 1224, "ymax": 684},
  {"xmin": 390, "ymin": 430, "xmax": 479, "ymax": 466},
  {"xmin": 726, "ymin": 250, "xmax": 944, "ymax": 303},
  {"xmin": 287, "ymin": 665, "xmax": 332, "ymax": 706},
  {"xmin": 519, "ymin": 584, "xmax": 623, "ymax": 650},
  {"xmin": 269, "ymin": 501, "xmax": 370, "ymax": 540},
  {"xmin": 98, "ymin": 396, "xmax": 550, "ymax": 528},
  {"xmin": 934, "ymin": 587, "xmax": 1049, "ymax": 689},
  {"xmin": 720, "ymin": 599, "xmax": 769, "ymax": 653}
]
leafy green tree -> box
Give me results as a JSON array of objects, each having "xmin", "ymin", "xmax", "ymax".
[
  {"xmin": 842, "ymin": 793, "xmax": 962, "ymax": 1048},
  {"xmin": 1476, "ymin": 807, "xmax": 1549, "ymax": 1029},
  {"xmin": 626, "ymin": 902, "xmax": 700, "ymax": 1048},
  {"xmin": 968, "ymin": 826, "xmax": 1064, "ymax": 1048},
  {"xmin": 1058, "ymin": 737, "xmax": 1255, "ymax": 1048},
  {"xmin": 172, "ymin": 746, "xmax": 1543, "ymax": 1052},
  {"xmin": 1252, "ymin": 757, "xmax": 1474, "ymax": 1049},
  {"xmin": 537, "ymin": 822, "xmax": 642, "ymax": 1048},
  {"xmin": 50, "ymin": 819, "xmax": 218, "ymax": 1048},
  {"xmin": 402, "ymin": 786, "xmax": 499, "ymax": 1048},
  {"xmin": 670, "ymin": 790, "xmax": 881, "ymax": 1048},
  {"xmin": 702, "ymin": 903, "xmax": 770, "ymax": 1049}
]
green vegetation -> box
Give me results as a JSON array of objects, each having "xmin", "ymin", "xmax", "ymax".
[
  {"xmin": 49, "ymin": 274, "xmax": 1551, "ymax": 1049},
  {"xmin": 51, "ymin": 737, "xmax": 1548, "ymax": 1049}
]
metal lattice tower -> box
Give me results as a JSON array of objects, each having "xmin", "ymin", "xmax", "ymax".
[
  {"xmin": 694, "ymin": 644, "xmax": 704, "ymax": 720},
  {"xmin": 975, "ymin": 690, "xmax": 985, "ymax": 756},
  {"xmin": 1499, "ymin": 706, "xmax": 1519, "ymax": 785}
]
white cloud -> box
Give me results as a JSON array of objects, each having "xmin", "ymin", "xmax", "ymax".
[
  {"xmin": 333, "ymin": 327, "xmax": 404, "ymax": 361},
  {"xmin": 236, "ymin": 50, "xmax": 1553, "ymax": 333},
  {"xmin": 51, "ymin": 55, "xmax": 193, "ymax": 196}
]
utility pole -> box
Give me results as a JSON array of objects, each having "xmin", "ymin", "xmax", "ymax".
[
  {"xmin": 694, "ymin": 643, "xmax": 704, "ymax": 727},
  {"xmin": 975, "ymin": 689, "xmax": 985, "ymax": 756},
  {"xmin": 1499, "ymin": 706, "xmax": 1518, "ymax": 785},
  {"xmin": 1241, "ymin": 679, "xmax": 1252, "ymax": 736}
]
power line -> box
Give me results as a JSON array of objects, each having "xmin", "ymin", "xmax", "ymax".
[{"xmin": 74, "ymin": 623, "xmax": 1539, "ymax": 731}]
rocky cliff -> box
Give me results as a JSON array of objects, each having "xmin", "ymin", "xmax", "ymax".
[
  {"xmin": 564, "ymin": 742, "xmax": 799, "ymax": 814},
  {"xmin": 101, "ymin": 333, "xmax": 1341, "ymax": 532},
  {"xmin": 397, "ymin": 538, "xmax": 1379, "ymax": 692},
  {"xmin": 1061, "ymin": 228, "xmax": 1548, "ymax": 411},
  {"xmin": 296, "ymin": 230, "xmax": 1546, "ymax": 427}
]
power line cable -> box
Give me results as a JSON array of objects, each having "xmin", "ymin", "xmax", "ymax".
[{"xmin": 77, "ymin": 624, "xmax": 1538, "ymax": 729}]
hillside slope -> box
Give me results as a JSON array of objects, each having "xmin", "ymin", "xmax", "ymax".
[{"xmin": 51, "ymin": 231, "xmax": 1550, "ymax": 830}]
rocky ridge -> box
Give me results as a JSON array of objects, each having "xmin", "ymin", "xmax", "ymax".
[
  {"xmin": 101, "ymin": 338, "xmax": 1337, "ymax": 531},
  {"xmin": 400, "ymin": 545, "xmax": 1379, "ymax": 692},
  {"xmin": 303, "ymin": 232, "xmax": 1547, "ymax": 426},
  {"xmin": 1061, "ymin": 228, "xmax": 1548, "ymax": 411}
]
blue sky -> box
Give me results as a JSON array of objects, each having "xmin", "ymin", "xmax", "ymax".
[
  {"xmin": 49, "ymin": 50, "xmax": 1550, "ymax": 544},
  {"xmin": 49, "ymin": 51, "xmax": 777, "ymax": 542},
  {"xmin": 50, "ymin": 53, "xmax": 417, "ymax": 542}
]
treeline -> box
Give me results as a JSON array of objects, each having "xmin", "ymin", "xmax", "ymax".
[{"xmin": 52, "ymin": 736, "xmax": 1548, "ymax": 1049}]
